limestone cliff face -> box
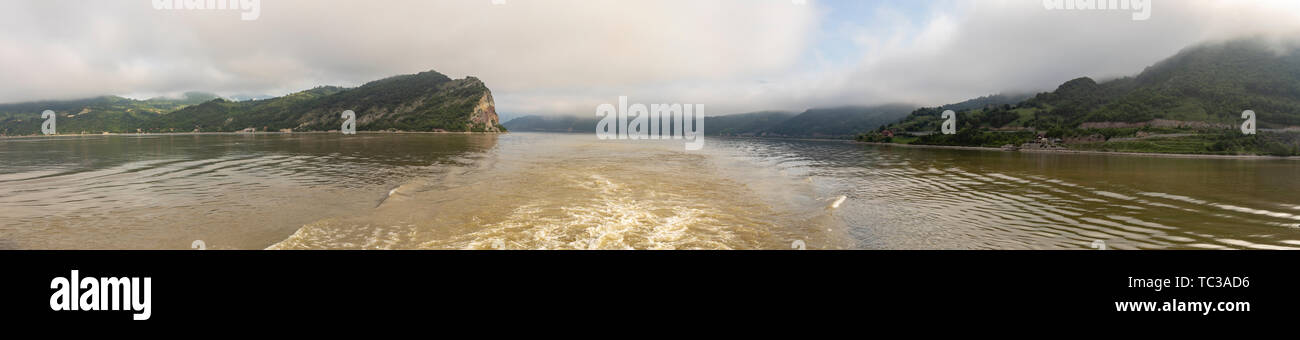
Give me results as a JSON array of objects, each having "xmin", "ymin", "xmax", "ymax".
[{"xmin": 470, "ymin": 90, "xmax": 501, "ymax": 132}]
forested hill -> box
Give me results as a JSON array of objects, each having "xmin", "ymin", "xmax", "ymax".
[
  {"xmin": 0, "ymin": 93, "xmax": 217, "ymax": 135},
  {"xmin": 871, "ymin": 36, "xmax": 1300, "ymax": 155},
  {"xmin": 887, "ymin": 37, "xmax": 1300, "ymax": 136},
  {"xmin": 1023, "ymin": 37, "xmax": 1300, "ymax": 129},
  {"xmin": 0, "ymin": 70, "xmax": 504, "ymax": 135}
]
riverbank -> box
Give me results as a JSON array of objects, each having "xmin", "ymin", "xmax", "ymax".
[
  {"xmin": 854, "ymin": 141, "xmax": 1300, "ymax": 160},
  {"xmin": 0, "ymin": 130, "xmax": 507, "ymax": 140},
  {"xmin": 619, "ymin": 133, "xmax": 1300, "ymax": 160},
  {"xmin": 11, "ymin": 130, "xmax": 1290, "ymax": 160}
]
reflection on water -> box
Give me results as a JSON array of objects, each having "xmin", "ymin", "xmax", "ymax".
[
  {"xmin": 0, "ymin": 133, "xmax": 497, "ymax": 249},
  {"xmin": 736, "ymin": 139, "xmax": 1300, "ymax": 250},
  {"xmin": 2, "ymin": 132, "xmax": 1298, "ymax": 249}
]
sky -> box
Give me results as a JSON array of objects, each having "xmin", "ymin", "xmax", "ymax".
[{"xmin": 1, "ymin": 0, "xmax": 1299, "ymax": 117}]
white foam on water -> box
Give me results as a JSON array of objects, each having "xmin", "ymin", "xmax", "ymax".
[
  {"xmin": 830, "ymin": 195, "xmax": 846, "ymax": 209},
  {"xmin": 1211, "ymin": 203, "xmax": 1300, "ymax": 221},
  {"xmin": 1093, "ymin": 191, "xmax": 1137, "ymax": 201},
  {"xmin": 1216, "ymin": 238, "xmax": 1300, "ymax": 250},
  {"xmin": 438, "ymin": 174, "xmax": 737, "ymax": 250},
  {"xmin": 268, "ymin": 136, "xmax": 840, "ymax": 250},
  {"xmin": 1138, "ymin": 192, "xmax": 1208, "ymax": 205}
]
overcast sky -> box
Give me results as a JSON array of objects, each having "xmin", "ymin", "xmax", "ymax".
[{"xmin": 1, "ymin": 0, "xmax": 1298, "ymax": 116}]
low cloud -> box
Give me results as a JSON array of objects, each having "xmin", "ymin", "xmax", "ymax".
[
  {"xmin": 828, "ymin": 0, "xmax": 1300, "ymax": 108},
  {"xmin": 0, "ymin": 0, "xmax": 816, "ymax": 111},
  {"xmin": 0, "ymin": 0, "xmax": 1298, "ymax": 116}
]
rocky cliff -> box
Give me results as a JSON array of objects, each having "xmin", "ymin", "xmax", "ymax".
[{"xmin": 469, "ymin": 89, "xmax": 501, "ymax": 132}]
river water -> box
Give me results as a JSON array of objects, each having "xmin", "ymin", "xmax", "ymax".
[{"xmin": 1, "ymin": 132, "xmax": 1297, "ymax": 249}]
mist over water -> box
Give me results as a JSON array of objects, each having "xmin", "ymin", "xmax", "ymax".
[{"xmin": 2, "ymin": 133, "xmax": 1297, "ymax": 250}]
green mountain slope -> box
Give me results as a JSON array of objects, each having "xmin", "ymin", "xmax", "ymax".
[
  {"xmin": 149, "ymin": 71, "xmax": 502, "ymax": 133},
  {"xmin": 1022, "ymin": 37, "xmax": 1300, "ymax": 129},
  {"xmin": 0, "ymin": 93, "xmax": 218, "ymax": 135},
  {"xmin": 0, "ymin": 70, "xmax": 503, "ymax": 135},
  {"xmin": 872, "ymin": 36, "xmax": 1300, "ymax": 155}
]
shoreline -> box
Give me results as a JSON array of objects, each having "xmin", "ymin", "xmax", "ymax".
[
  {"xmin": 853, "ymin": 141, "xmax": 1300, "ymax": 160},
  {"xmin": 5, "ymin": 130, "xmax": 1295, "ymax": 160},
  {"xmin": 528, "ymin": 133, "xmax": 1300, "ymax": 160},
  {"xmin": 0, "ymin": 130, "xmax": 507, "ymax": 140},
  {"xmin": 708, "ymin": 135, "xmax": 1299, "ymax": 160}
]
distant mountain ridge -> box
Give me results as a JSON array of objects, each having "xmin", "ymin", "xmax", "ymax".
[
  {"xmin": 704, "ymin": 111, "xmax": 797, "ymax": 136},
  {"xmin": 763, "ymin": 105, "xmax": 913, "ymax": 138},
  {"xmin": 0, "ymin": 70, "xmax": 502, "ymax": 135},
  {"xmin": 500, "ymin": 115, "xmax": 598, "ymax": 133},
  {"xmin": 505, "ymin": 105, "xmax": 912, "ymax": 139},
  {"xmin": 939, "ymin": 93, "xmax": 1034, "ymax": 112}
]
